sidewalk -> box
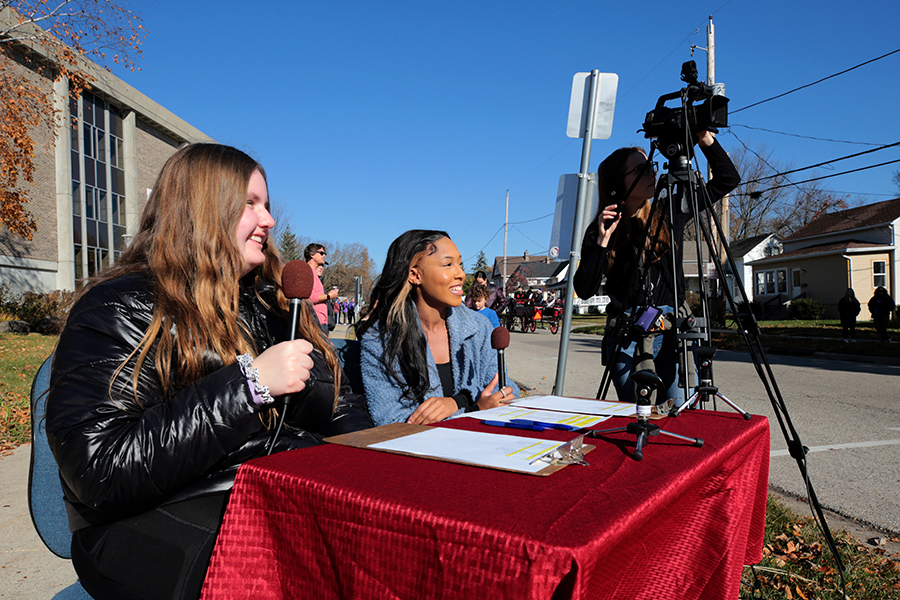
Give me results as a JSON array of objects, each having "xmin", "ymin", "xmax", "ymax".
[{"xmin": 0, "ymin": 445, "xmax": 79, "ymax": 599}]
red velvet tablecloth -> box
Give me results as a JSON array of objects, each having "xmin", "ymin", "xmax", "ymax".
[{"xmin": 200, "ymin": 410, "xmax": 769, "ymax": 600}]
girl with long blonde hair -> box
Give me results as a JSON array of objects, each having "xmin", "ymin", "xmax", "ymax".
[{"xmin": 47, "ymin": 143, "xmax": 370, "ymax": 600}]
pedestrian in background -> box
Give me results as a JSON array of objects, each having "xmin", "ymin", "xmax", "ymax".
[
  {"xmin": 305, "ymin": 243, "xmax": 338, "ymax": 334},
  {"xmin": 868, "ymin": 286, "xmax": 895, "ymax": 342},
  {"xmin": 837, "ymin": 288, "xmax": 861, "ymax": 342}
]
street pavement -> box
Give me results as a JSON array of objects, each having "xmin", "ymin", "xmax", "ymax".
[{"xmin": 3, "ymin": 322, "xmax": 897, "ymax": 597}]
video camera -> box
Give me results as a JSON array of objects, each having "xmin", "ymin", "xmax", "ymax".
[{"xmin": 641, "ymin": 60, "xmax": 729, "ymax": 162}]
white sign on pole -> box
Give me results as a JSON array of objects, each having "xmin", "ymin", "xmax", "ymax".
[
  {"xmin": 566, "ymin": 73, "xmax": 618, "ymax": 139},
  {"xmin": 549, "ymin": 174, "xmax": 599, "ymax": 260}
]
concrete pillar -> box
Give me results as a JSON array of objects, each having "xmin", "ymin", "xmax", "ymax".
[{"xmin": 53, "ymin": 76, "xmax": 75, "ymax": 291}]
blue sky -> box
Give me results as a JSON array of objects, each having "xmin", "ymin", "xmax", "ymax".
[{"xmin": 114, "ymin": 0, "xmax": 900, "ymax": 271}]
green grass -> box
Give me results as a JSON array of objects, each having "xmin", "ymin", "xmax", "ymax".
[
  {"xmin": 0, "ymin": 333, "xmax": 57, "ymax": 450},
  {"xmin": 3, "ymin": 330, "xmax": 899, "ymax": 597},
  {"xmin": 713, "ymin": 319, "xmax": 900, "ymax": 359},
  {"xmin": 571, "ymin": 317, "xmax": 900, "ymax": 358}
]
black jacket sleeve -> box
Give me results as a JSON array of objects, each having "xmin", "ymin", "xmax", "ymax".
[
  {"xmin": 573, "ymin": 220, "xmax": 609, "ymax": 299},
  {"xmin": 700, "ymin": 138, "xmax": 740, "ymax": 202}
]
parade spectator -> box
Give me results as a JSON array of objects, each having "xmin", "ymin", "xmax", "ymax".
[
  {"xmin": 305, "ymin": 243, "xmax": 338, "ymax": 334},
  {"xmin": 837, "ymin": 288, "xmax": 861, "ymax": 342},
  {"xmin": 465, "ymin": 270, "xmax": 507, "ymax": 315},
  {"xmin": 868, "ymin": 286, "xmax": 895, "ymax": 342},
  {"xmin": 469, "ymin": 283, "xmax": 501, "ymax": 328}
]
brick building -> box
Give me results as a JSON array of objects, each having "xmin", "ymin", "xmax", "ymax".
[{"xmin": 1, "ymin": 8, "xmax": 212, "ymax": 294}]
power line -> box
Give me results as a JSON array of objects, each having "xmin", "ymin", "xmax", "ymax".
[
  {"xmin": 732, "ymin": 47, "xmax": 900, "ymax": 114},
  {"xmin": 726, "ymin": 130, "xmax": 900, "ymax": 234},
  {"xmin": 743, "ymin": 141, "xmax": 900, "ymax": 185},
  {"xmin": 464, "ymin": 223, "xmax": 505, "ymax": 265},
  {"xmin": 729, "ymin": 124, "xmax": 887, "ymax": 146},
  {"xmin": 463, "ymin": 214, "xmax": 554, "ymax": 264},
  {"xmin": 510, "ymin": 213, "xmax": 553, "ymax": 225},
  {"xmin": 510, "ymin": 225, "xmax": 549, "ymax": 252},
  {"xmin": 759, "ymin": 159, "xmax": 900, "ymax": 193}
]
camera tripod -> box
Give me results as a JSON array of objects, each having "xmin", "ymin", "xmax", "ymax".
[
  {"xmin": 588, "ymin": 60, "xmax": 846, "ymax": 590},
  {"xmin": 590, "ymin": 369, "xmax": 703, "ymax": 461}
]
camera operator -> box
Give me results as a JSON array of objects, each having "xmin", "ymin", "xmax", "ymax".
[{"xmin": 573, "ymin": 130, "xmax": 739, "ymax": 406}]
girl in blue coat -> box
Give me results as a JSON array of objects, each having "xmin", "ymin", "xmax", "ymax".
[{"xmin": 358, "ymin": 230, "xmax": 518, "ymax": 426}]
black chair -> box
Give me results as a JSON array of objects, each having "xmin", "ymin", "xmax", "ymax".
[{"xmin": 28, "ymin": 353, "xmax": 95, "ymax": 599}]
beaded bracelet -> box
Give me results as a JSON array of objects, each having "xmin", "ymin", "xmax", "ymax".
[{"xmin": 236, "ymin": 353, "xmax": 274, "ymax": 406}]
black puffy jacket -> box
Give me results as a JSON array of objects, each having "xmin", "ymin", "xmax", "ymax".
[{"xmin": 47, "ymin": 271, "xmax": 371, "ymax": 530}]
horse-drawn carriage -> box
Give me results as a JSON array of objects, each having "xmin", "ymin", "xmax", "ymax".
[{"xmin": 503, "ymin": 296, "xmax": 563, "ymax": 334}]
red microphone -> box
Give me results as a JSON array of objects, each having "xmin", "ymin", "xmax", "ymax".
[
  {"xmin": 282, "ymin": 260, "xmax": 315, "ymax": 341},
  {"xmin": 491, "ymin": 326, "xmax": 510, "ymax": 389}
]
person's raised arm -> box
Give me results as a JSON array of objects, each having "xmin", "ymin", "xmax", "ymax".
[
  {"xmin": 573, "ymin": 206, "xmax": 618, "ymax": 299},
  {"xmin": 696, "ymin": 130, "xmax": 740, "ymax": 201}
]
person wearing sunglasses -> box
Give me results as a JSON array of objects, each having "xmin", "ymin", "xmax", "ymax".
[
  {"xmin": 305, "ymin": 243, "xmax": 340, "ymax": 334},
  {"xmin": 573, "ymin": 130, "xmax": 739, "ymax": 406}
]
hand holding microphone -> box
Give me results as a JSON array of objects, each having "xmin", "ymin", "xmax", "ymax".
[
  {"xmin": 254, "ymin": 260, "xmax": 316, "ymax": 397},
  {"xmin": 282, "ymin": 259, "xmax": 315, "ymax": 339},
  {"xmin": 264, "ymin": 260, "xmax": 317, "ymax": 453},
  {"xmin": 254, "ymin": 340, "xmax": 314, "ymax": 396}
]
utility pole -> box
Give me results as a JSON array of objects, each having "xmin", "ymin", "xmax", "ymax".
[
  {"xmin": 502, "ymin": 190, "xmax": 509, "ymax": 293},
  {"xmin": 707, "ymin": 16, "xmax": 729, "ymax": 249},
  {"xmin": 693, "ymin": 16, "xmax": 727, "ymax": 299}
]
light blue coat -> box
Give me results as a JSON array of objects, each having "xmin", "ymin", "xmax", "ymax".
[{"xmin": 360, "ymin": 305, "xmax": 519, "ymax": 426}]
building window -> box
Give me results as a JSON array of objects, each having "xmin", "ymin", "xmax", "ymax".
[
  {"xmin": 873, "ymin": 260, "xmax": 886, "ymax": 288},
  {"xmin": 755, "ymin": 268, "xmax": 787, "ymax": 296},
  {"xmin": 71, "ymin": 91, "xmax": 127, "ymax": 283}
]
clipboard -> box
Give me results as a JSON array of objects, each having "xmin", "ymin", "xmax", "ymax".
[{"xmin": 325, "ymin": 423, "xmax": 595, "ymax": 476}]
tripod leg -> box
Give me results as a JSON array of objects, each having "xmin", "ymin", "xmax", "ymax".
[
  {"xmin": 658, "ymin": 430, "xmax": 704, "ymax": 447},
  {"xmin": 670, "ymin": 392, "xmax": 700, "ymax": 417},
  {"xmin": 716, "ymin": 393, "xmax": 752, "ymax": 421},
  {"xmin": 633, "ymin": 429, "xmax": 649, "ymax": 461},
  {"xmin": 588, "ymin": 426, "xmax": 630, "ymax": 437}
]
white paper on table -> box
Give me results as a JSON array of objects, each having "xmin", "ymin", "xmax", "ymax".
[
  {"xmin": 459, "ymin": 406, "xmax": 610, "ymax": 428},
  {"xmin": 510, "ymin": 395, "xmax": 636, "ymax": 417},
  {"xmin": 367, "ymin": 427, "xmax": 564, "ymax": 474}
]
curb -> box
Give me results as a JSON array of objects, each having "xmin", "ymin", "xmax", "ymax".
[{"xmin": 810, "ymin": 351, "xmax": 900, "ymax": 366}]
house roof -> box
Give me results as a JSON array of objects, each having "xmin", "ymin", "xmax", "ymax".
[
  {"xmin": 749, "ymin": 240, "xmax": 890, "ymax": 265},
  {"xmin": 491, "ymin": 255, "xmax": 552, "ymax": 278},
  {"xmin": 784, "ymin": 197, "xmax": 900, "ymax": 241},
  {"xmin": 515, "ymin": 261, "xmax": 567, "ymax": 280},
  {"xmin": 729, "ymin": 233, "xmax": 775, "ymax": 257}
]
